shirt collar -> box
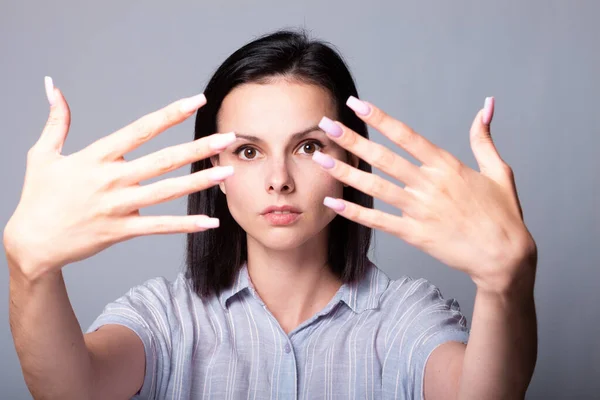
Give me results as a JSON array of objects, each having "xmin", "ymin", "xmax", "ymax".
[
  {"xmin": 339, "ymin": 261, "xmax": 390, "ymax": 314},
  {"xmin": 218, "ymin": 263, "xmax": 253, "ymax": 310},
  {"xmin": 218, "ymin": 261, "xmax": 390, "ymax": 314}
]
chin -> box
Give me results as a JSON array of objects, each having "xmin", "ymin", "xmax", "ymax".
[{"xmin": 248, "ymin": 229, "xmax": 313, "ymax": 251}]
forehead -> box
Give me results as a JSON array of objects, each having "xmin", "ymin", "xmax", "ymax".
[{"xmin": 216, "ymin": 79, "xmax": 336, "ymax": 137}]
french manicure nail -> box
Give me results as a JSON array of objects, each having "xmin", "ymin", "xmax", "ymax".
[
  {"xmin": 346, "ymin": 96, "xmax": 371, "ymax": 116},
  {"xmin": 181, "ymin": 93, "xmax": 207, "ymax": 113},
  {"xmin": 318, "ymin": 116, "xmax": 343, "ymax": 138},
  {"xmin": 196, "ymin": 217, "xmax": 220, "ymax": 229},
  {"xmin": 210, "ymin": 132, "xmax": 236, "ymax": 150},
  {"xmin": 44, "ymin": 76, "xmax": 55, "ymax": 106},
  {"xmin": 312, "ymin": 151, "xmax": 335, "ymax": 169},
  {"xmin": 323, "ymin": 196, "xmax": 346, "ymax": 212},
  {"xmin": 208, "ymin": 165, "xmax": 234, "ymax": 181}
]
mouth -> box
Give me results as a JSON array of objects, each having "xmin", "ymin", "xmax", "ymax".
[{"xmin": 261, "ymin": 206, "xmax": 302, "ymax": 226}]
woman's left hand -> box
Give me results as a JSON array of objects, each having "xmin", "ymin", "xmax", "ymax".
[{"xmin": 313, "ymin": 96, "xmax": 537, "ymax": 294}]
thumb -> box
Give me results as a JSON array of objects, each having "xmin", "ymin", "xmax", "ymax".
[
  {"xmin": 469, "ymin": 96, "xmax": 508, "ymax": 185},
  {"xmin": 37, "ymin": 76, "xmax": 71, "ymax": 154}
]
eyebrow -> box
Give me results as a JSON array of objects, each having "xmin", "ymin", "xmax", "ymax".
[{"xmin": 234, "ymin": 125, "xmax": 323, "ymax": 144}]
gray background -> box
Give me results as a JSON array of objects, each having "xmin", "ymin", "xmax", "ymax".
[{"xmin": 1, "ymin": 0, "xmax": 598, "ymax": 398}]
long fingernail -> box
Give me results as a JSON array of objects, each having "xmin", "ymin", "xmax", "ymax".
[
  {"xmin": 312, "ymin": 151, "xmax": 335, "ymax": 169},
  {"xmin": 181, "ymin": 93, "xmax": 207, "ymax": 113},
  {"xmin": 482, "ymin": 96, "xmax": 494, "ymax": 125},
  {"xmin": 210, "ymin": 132, "xmax": 236, "ymax": 150},
  {"xmin": 196, "ymin": 217, "xmax": 220, "ymax": 229},
  {"xmin": 346, "ymin": 96, "xmax": 371, "ymax": 116},
  {"xmin": 208, "ymin": 165, "xmax": 234, "ymax": 181},
  {"xmin": 319, "ymin": 116, "xmax": 343, "ymax": 138},
  {"xmin": 323, "ymin": 196, "xmax": 346, "ymax": 212},
  {"xmin": 44, "ymin": 76, "xmax": 55, "ymax": 106}
]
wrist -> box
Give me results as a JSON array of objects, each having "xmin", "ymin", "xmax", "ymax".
[
  {"xmin": 4, "ymin": 222, "xmax": 61, "ymax": 284},
  {"xmin": 5, "ymin": 244, "xmax": 61, "ymax": 286},
  {"xmin": 475, "ymin": 254, "xmax": 537, "ymax": 300}
]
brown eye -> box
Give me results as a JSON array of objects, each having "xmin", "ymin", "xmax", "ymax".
[
  {"xmin": 298, "ymin": 140, "xmax": 323, "ymax": 155},
  {"xmin": 243, "ymin": 148, "xmax": 256, "ymax": 159},
  {"xmin": 234, "ymin": 146, "xmax": 261, "ymax": 160},
  {"xmin": 303, "ymin": 143, "xmax": 316, "ymax": 154}
]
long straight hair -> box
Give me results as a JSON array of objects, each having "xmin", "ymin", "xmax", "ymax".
[{"xmin": 186, "ymin": 28, "xmax": 373, "ymax": 298}]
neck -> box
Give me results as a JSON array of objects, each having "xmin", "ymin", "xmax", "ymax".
[{"xmin": 245, "ymin": 228, "xmax": 342, "ymax": 334}]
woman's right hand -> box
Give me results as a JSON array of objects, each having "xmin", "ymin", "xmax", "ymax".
[{"xmin": 3, "ymin": 77, "xmax": 235, "ymax": 281}]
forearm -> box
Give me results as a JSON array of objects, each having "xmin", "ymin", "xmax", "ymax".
[
  {"xmin": 8, "ymin": 256, "xmax": 94, "ymax": 400},
  {"xmin": 457, "ymin": 263, "xmax": 538, "ymax": 400}
]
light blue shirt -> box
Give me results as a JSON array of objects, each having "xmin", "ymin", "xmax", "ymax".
[{"xmin": 86, "ymin": 262, "xmax": 469, "ymax": 399}]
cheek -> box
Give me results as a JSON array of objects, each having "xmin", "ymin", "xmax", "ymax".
[
  {"xmin": 303, "ymin": 164, "xmax": 344, "ymax": 200},
  {"xmin": 221, "ymin": 170, "xmax": 257, "ymax": 215},
  {"xmin": 223, "ymin": 170, "xmax": 253, "ymax": 194}
]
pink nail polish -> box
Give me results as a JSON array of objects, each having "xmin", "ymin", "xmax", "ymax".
[
  {"xmin": 44, "ymin": 76, "xmax": 55, "ymax": 106},
  {"xmin": 482, "ymin": 96, "xmax": 494, "ymax": 125},
  {"xmin": 196, "ymin": 217, "xmax": 220, "ymax": 229},
  {"xmin": 318, "ymin": 116, "xmax": 343, "ymax": 137},
  {"xmin": 323, "ymin": 196, "xmax": 346, "ymax": 212},
  {"xmin": 181, "ymin": 93, "xmax": 207, "ymax": 113},
  {"xmin": 210, "ymin": 132, "xmax": 236, "ymax": 150},
  {"xmin": 346, "ymin": 96, "xmax": 371, "ymax": 116},
  {"xmin": 312, "ymin": 151, "xmax": 335, "ymax": 169},
  {"xmin": 208, "ymin": 166, "xmax": 234, "ymax": 181}
]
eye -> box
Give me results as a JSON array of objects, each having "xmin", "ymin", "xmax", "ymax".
[
  {"xmin": 233, "ymin": 146, "xmax": 263, "ymax": 161},
  {"xmin": 297, "ymin": 140, "xmax": 324, "ymax": 155}
]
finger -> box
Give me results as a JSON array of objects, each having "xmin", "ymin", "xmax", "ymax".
[
  {"xmin": 469, "ymin": 97, "xmax": 509, "ymax": 184},
  {"xmin": 345, "ymin": 96, "xmax": 445, "ymax": 166},
  {"xmin": 471, "ymin": 97, "xmax": 522, "ymax": 215},
  {"xmin": 312, "ymin": 151, "xmax": 416, "ymax": 212},
  {"xmin": 322, "ymin": 196, "xmax": 410, "ymax": 238},
  {"xmin": 117, "ymin": 165, "xmax": 234, "ymax": 211},
  {"xmin": 36, "ymin": 76, "xmax": 72, "ymax": 154},
  {"xmin": 120, "ymin": 132, "xmax": 236, "ymax": 184},
  {"xmin": 318, "ymin": 116, "xmax": 422, "ymax": 187},
  {"xmin": 120, "ymin": 215, "xmax": 220, "ymax": 240},
  {"xmin": 85, "ymin": 93, "xmax": 207, "ymax": 161}
]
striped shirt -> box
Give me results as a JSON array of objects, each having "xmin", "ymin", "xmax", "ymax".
[{"xmin": 86, "ymin": 262, "xmax": 469, "ymax": 399}]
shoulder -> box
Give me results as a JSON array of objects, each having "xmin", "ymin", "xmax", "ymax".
[
  {"xmin": 378, "ymin": 270, "xmax": 463, "ymax": 317},
  {"xmin": 87, "ymin": 272, "xmax": 208, "ymax": 333},
  {"xmin": 367, "ymin": 265, "xmax": 468, "ymax": 335},
  {"xmin": 111, "ymin": 273, "xmax": 192, "ymax": 311}
]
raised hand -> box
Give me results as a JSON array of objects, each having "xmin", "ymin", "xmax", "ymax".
[
  {"xmin": 313, "ymin": 96, "xmax": 537, "ymax": 293},
  {"xmin": 3, "ymin": 77, "xmax": 235, "ymax": 280}
]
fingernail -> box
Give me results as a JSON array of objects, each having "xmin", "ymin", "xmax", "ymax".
[
  {"xmin": 44, "ymin": 76, "xmax": 55, "ymax": 106},
  {"xmin": 318, "ymin": 116, "xmax": 343, "ymax": 138},
  {"xmin": 324, "ymin": 197, "xmax": 346, "ymax": 212},
  {"xmin": 181, "ymin": 93, "xmax": 207, "ymax": 113},
  {"xmin": 196, "ymin": 217, "xmax": 220, "ymax": 229},
  {"xmin": 482, "ymin": 96, "xmax": 494, "ymax": 125},
  {"xmin": 312, "ymin": 151, "xmax": 335, "ymax": 169},
  {"xmin": 210, "ymin": 132, "xmax": 236, "ymax": 150},
  {"xmin": 346, "ymin": 96, "xmax": 370, "ymax": 116},
  {"xmin": 208, "ymin": 165, "xmax": 234, "ymax": 181}
]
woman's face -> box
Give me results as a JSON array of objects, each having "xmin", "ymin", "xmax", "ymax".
[{"xmin": 214, "ymin": 79, "xmax": 350, "ymax": 251}]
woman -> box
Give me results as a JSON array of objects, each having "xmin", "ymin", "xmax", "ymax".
[{"xmin": 6, "ymin": 30, "xmax": 538, "ymax": 399}]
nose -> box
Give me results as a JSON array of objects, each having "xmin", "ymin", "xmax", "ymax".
[{"xmin": 265, "ymin": 159, "xmax": 295, "ymax": 194}]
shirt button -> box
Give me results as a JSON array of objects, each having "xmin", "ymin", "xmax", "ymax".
[{"xmin": 284, "ymin": 343, "xmax": 291, "ymax": 353}]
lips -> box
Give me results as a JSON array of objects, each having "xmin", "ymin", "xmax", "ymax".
[
  {"xmin": 261, "ymin": 205, "xmax": 302, "ymax": 226},
  {"xmin": 261, "ymin": 205, "xmax": 302, "ymax": 215}
]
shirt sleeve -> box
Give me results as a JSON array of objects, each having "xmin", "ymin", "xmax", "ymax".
[
  {"xmin": 382, "ymin": 277, "xmax": 469, "ymax": 400},
  {"xmin": 85, "ymin": 276, "xmax": 174, "ymax": 399}
]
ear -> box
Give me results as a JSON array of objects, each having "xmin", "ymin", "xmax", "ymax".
[{"xmin": 210, "ymin": 155, "xmax": 227, "ymax": 195}]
